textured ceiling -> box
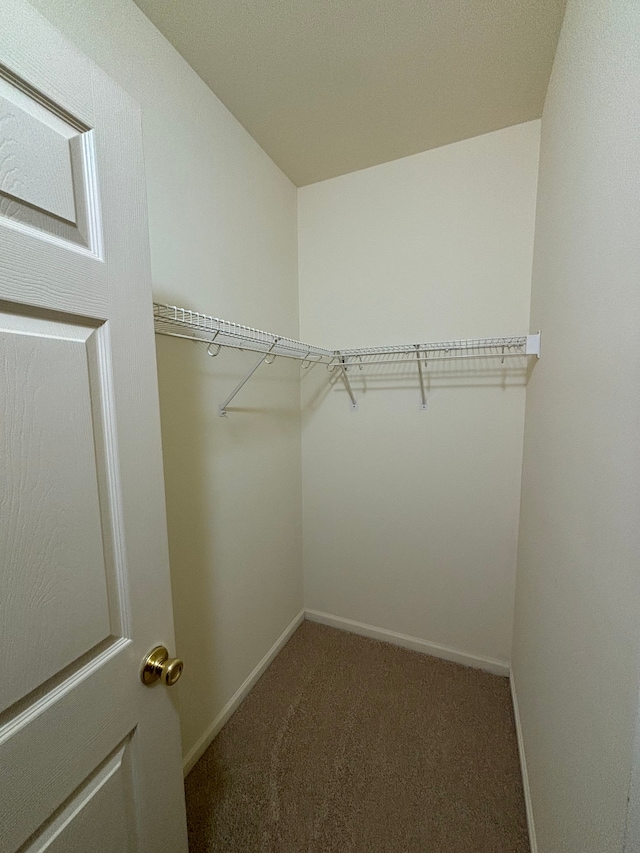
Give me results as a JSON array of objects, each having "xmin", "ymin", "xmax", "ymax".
[{"xmin": 133, "ymin": 0, "xmax": 566, "ymax": 186}]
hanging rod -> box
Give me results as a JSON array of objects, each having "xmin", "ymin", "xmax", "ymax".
[{"xmin": 153, "ymin": 302, "xmax": 540, "ymax": 414}]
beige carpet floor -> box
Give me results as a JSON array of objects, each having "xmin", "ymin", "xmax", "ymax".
[{"xmin": 185, "ymin": 620, "xmax": 529, "ymax": 853}]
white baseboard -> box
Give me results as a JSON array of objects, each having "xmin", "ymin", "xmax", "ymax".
[
  {"xmin": 304, "ymin": 609, "xmax": 510, "ymax": 677},
  {"xmin": 510, "ymin": 672, "xmax": 538, "ymax": 853},
  {"xmin": 182, "ymin": 608, "xmax": 305, "ymax": 776}
]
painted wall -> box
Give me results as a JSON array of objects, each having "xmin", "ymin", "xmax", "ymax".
[
  {"xmin": 298, "ymin": 121, "xmax": 540, "ymax": 667},
  {"xmin": 511, "ymin": 1, "xmax": 640, "ymax": 851},
  {"xmin": 30, "ymin": 0, "xmax": 303, "ymax": 765}
]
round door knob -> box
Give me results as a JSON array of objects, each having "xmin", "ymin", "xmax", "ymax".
[{"xmin": 141, "ymin": 645, "xmax": 184, "ymax": 686}]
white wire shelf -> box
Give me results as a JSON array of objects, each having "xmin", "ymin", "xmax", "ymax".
[
  {"xmin": 153, "ymin": 302, "xmax": 334, "ymax": 362},
  {"xmin": 153, "ymin": 302, "xmax": 540, "ymax": 414},
  {"xmin": 337, "ymin": 335, "xmax": 538, "ymax": 363}
]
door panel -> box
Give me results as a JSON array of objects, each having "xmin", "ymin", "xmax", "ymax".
[
  {"xmin": 0, "ymin": 2, "xmax": 187, "ymax": 851},
  {"xmin": 0, "ymin": 86, "xmax": 77, "ymax": 222},
  {"xmin": 0, "ymin": 73, "xmax": 100, "ymax": 250},
  {"xmin": 21, "ymin": 737, "xmax": 137, "ymax": 853},
  {"xmin": 0, "ymin": 310, "xmax": 120, "ymax": 711},
  {"xmin": 2, "ymin": 649, "xmax": 134, "ymax": 853}
]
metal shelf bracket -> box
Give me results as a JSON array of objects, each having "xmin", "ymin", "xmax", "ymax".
[
  {"xmin": 219, "ymin": 338, "xmax": 280, "ymax": 416},
  {"xmin": 338, "ymin": 356, "xmax": 358, "ymax": 411},
  {"xmin": 416, "ymin": 345, "xmax": 427, "ymax": 411}
]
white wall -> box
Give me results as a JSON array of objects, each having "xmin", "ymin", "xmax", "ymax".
[
  {"xmin": 298, "ymin": 121, "xmax": 540, "ymax": 667},
  {"xmin": 29, "ymin": 0, "xmax": 303, "ymax": 764},
  {"xmin": 512, "ymin": 2, "xmax": 640, "ymax": 851}
]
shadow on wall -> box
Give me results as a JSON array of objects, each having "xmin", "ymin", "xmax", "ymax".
[
  {"xmin": 155, "ymin": 335, "xmax": 220, "ymax": 742},
  {"xmin": 299, "ymin": 346, "xmax": 531, "ymax": 666},
  {"xmin": 154, "ymin": 331, "xmax": 303, "ymax": 760},
  {"xmin": 301, "ymin": 355, "xmax": 536, "ymax": 423}
]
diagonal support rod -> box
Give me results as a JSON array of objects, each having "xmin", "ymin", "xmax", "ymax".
[
  {"xmin": 338, "ymin": 355, "xmax": 358, "ymax": 410},
  {"xmin": 219, "ymin": 338, "xmax": 280, "ymax": 416},
  {"xmin": 416, "ymin": 345, "xmax": 427, "ymax": 410}
]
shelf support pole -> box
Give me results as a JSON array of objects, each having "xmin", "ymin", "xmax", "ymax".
[
  {"xmin": 338, "ymin": 355, "xmax": 358, "ymax": 411},
  {"xmin": 219, "ymin": 338, "xmax": 280, "ymax": 416},
  {"xmin": 416, "ymin": 345, "xmax": 427, "ymax": 410}
]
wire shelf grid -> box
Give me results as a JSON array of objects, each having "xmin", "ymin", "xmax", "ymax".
[
  {"xmin": 153, "ymin": 302, "xmax": 540, "ymax": 414},
  {"xmin": 154, "ymin": 303, "xmax": 334, "ymax": 361}
]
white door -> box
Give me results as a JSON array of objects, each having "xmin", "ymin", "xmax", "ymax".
[{"xmin": 0, "ymin": 1, "xmax": 188, "ymax": 851}]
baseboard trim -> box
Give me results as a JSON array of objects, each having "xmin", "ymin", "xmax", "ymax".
[
  {"xmin": 510, "ymin": 672, "xmax": 538, "ymax": 853},
  {"xmin": 304, "ymin": 609, "xmax": 510, "ymax": 677},
  {"xmin": 182, "ymin": 608, "xmax": 305, "ymax": 776}
]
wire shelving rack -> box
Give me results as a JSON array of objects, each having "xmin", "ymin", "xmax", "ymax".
[{"xmin": 153, "ymin": 302, "xmax": 540, "ymax": 415}]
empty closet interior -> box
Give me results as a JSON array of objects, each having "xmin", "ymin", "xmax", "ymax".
[
  {"xmin": 156, "ymin": 112, "xmax": 543, "ymax": 754},
  {"xmin": 31, "ymin": 0, "xmax": 640, "ymax": 851}
]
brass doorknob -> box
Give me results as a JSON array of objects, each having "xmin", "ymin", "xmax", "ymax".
[{"xmin": 141, "ymin": 645, "xmax": 184, "ymax": 686}]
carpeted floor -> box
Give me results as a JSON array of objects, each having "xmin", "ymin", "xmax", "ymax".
[{"xmin": 185, "ymin": 620, "xmax": 529, "ymax": 853}]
